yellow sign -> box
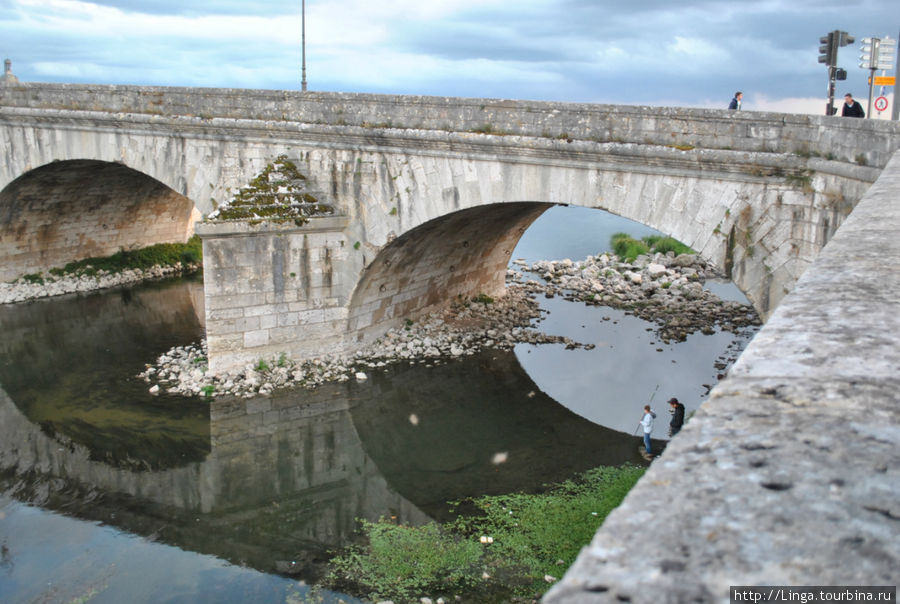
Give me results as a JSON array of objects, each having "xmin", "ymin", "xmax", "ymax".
[{"xmin": 873, "ymin": 76, "xmax": 896, "ymax": 86}]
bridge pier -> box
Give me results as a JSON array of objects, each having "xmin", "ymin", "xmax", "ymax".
[{"xmin": 196, "ymin": 217, "xmax": 352, "ymax": 373}]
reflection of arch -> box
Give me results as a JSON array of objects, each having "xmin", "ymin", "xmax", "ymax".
[
  {"xmin": 348, "ymin": 349, "xmax": 649, "ymax": 520},
  {"xmin": 346, "ymin": 203, "xmax": 550, "ymax": 344},
  {"xmin": 0, "ymin": 160, "xmax": 200, "ymax": 281}
]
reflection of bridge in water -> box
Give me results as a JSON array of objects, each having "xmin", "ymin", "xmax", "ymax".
[
  {"xmin": 0, "ymin": 356, "xmax": 642, "ymax": 577},
  {"xmin": 0, "ymin": 278, "xmax": 643, "ymax": 579}
]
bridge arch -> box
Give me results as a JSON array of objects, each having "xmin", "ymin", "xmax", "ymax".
[
  {"xmin": 0, "ymin": 159, "xmax": 199, "ymax": 281},
  {"xmin": 318, "ymin": 145, "xmax": 840, "ymax": 345},
  {"xmin": 346, "ymin": 202, "xmax": 551, "ymax": 344}
]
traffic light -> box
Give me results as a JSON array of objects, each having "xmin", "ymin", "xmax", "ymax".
[
  {"xmin": 835, "ymin": 68, "xmax": 847, "ymax": 80},
  {"xmin": 819, "ymin": 32, "xmax": 836, "ymax": 66},
  {"xmin": 837, "ymin": 31, "xmax": 855, "ymax": 47}
]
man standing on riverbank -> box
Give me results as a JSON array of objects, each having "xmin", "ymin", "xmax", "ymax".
[
  {"xmin": 668, "ymin": 398, "xmax": 685, "ymax": 436},
  {"xmin": 640, "ymin": 405, "xmax": 656, "ymax": 456}
]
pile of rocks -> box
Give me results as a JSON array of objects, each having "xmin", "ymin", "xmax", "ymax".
[
  {"xmin": 0, "ymin": 264, "xmax": 197, "ymax": 305},
  {"xmin": 138, "ymin": 285, "xmax": 586, "ymax": 398},
  {"xmin": 139, "ymin": 251, "xmax": 760, "ymax": 400},
  {"xmin": 515, "ymin": 251, "xmax": 761, "ymax": 342}
]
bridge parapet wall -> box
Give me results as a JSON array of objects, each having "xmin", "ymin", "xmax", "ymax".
[
  {"xmin": 544, "ymin": 150, "xmax": 900, "ymax": 603},
  {"xmin": 3, "ymin": 82, "xmax": 898, "ymax": 168}
]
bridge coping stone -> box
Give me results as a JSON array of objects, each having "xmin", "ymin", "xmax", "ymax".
[
  {"xmin": 543, "ymin": 151, "xmax": 900, "ymax": 603},
  {"xmin": 3, "ymin": 82, "xmax": 899, "ymax": 168}
]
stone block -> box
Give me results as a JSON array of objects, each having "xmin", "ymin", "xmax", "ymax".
[{"xmin": 243, "ymin": 329, "xmax": 270, "ymax": 348}]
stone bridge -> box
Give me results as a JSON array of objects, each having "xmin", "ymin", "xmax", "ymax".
[
  {"xmin": 2, "ymin": 81, "xmax": 899, "ymax": 370},
  {"xmin": 2, "ymin": 78, "xmax": 900, "ymax": 599}
]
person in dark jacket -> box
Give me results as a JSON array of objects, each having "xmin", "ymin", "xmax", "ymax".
[
  {"xmin": 842, "ymin": 93, "xmax": 865, "ymax": 118},
  {"xmin": 728, "ymin": 91, "xmax": 743, "ymax": 110},
  {"xmin": 668, "ymin": 397, "xmax": 685, "ymax": 436}
]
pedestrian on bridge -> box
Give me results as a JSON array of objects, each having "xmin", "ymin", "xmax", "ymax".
[
  {"xmin": 842, "ymin": 93, "xmax": 865, "ymax": 118},
  {"xmin": 728, "ymin": 91, "xmax": 743, "ymax": 110}
]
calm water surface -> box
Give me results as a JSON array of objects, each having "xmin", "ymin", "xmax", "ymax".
[{"xmin": 0, "ymin": 207, "xmax": 757, "ymax": 603}]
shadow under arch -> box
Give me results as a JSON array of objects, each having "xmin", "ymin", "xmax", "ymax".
[
  {"xmin": 0, "ymin": 159, "xmax": 200, "ymax": 281},
  {"xmin": 346, "ymin": 202, "xmax": 552, "ymax": 346}
]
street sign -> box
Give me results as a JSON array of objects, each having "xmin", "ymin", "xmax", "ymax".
[
  {"xmin": 873, "ymin": 76, "xmax": 896, "ymax": 86},
  {"xmin": 874, "ymin": 96, "xmax": 889, "ymax": 112},
  {"xmin": 860, "ymin": 37, "xmax": 896, "ymax": 70}
]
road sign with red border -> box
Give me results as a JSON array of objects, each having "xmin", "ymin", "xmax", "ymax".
[{"xmin": 874, "ymin": 96, "xmax": 889, "ymax": 112}]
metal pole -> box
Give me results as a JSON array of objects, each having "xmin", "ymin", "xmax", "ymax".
[
  {"xmin": 827, "ymin": 65, "xmax": 836, "ymax": 116},
  {"xmin": 301, "ymin": 0, "xmax": 307, "ymax": 91},
  {"xmin": 867, "ymin": 67, "xmax": 876, "ymax": 118}
]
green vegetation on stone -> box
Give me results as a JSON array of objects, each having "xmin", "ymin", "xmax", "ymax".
[
  {"xmin": 611, "ymin": 232, "xmax": 693, "ymax": 262},
  {"xmin": 35, "ymin": 236, "xmax": 203, "ymax": 279},
  {"xmin": 324, "ymin": 464, "xmax": 645, "ymax": 603},
  {"xmin": 212, "ymin": 155, "xmax": 334, "ymax": 225}
]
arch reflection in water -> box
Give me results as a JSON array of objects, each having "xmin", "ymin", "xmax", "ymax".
[
  {"xmin": 0, "ymin": 275, "xmax": 209, "ymax": 470},
  {"xmin": 0, "ymin": 277, "xmax": 641, "ymax": 595},
  {"xmin": 349, "ymin": 349, "xmax": 643, "ymax": 521}
]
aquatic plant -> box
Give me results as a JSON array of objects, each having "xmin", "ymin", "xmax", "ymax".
[{"xmin": 325, "ymin": 464, "xmax": 645, "ymax": 603}]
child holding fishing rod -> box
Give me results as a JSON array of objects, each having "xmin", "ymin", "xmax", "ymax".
[{"xmin": 634, "ymin": 385, "xmax": 659, "ymax": 458}]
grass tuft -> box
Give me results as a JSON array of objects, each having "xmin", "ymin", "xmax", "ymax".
[
  {"xmin": 325, "ymin": 464, "xmax": 645, "ymax": 603},
  {"xmin": 611, "ymin": 233, "xmax": 693, "ymax": 261}
]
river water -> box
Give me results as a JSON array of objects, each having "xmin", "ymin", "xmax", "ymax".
[{"xmin": 0, "ymin": 207, "xmax": 757, "ymax": 603}]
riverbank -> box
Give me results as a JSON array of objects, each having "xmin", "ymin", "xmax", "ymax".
[
  {"xmin": 137, "ymin": 250, "xmax": 760, "ymax": 398},
  {"xmin": 0, "ymin": 238, "xmax": 203, "ymax": 305},
  {"xmin": 0, "ymin": 263, "xmax": 199, "ymax": 304}
]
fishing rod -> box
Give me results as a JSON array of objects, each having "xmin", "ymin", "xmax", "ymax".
[{"xmin": 632, "ymin": 384, "xmax": 660, "ymax": 435}]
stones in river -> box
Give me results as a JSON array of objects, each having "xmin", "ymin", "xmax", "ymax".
[{"xmin": 136, "ymin": 250, "xmax": 759, "ymax": 399}]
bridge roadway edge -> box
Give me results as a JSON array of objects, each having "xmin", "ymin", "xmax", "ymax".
[{"xmin": 543, "ymin": 150, "xmax": 900, "ymax": 603}]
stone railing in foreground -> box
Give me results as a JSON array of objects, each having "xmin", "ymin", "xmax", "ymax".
[{"xmin": 544, "ymin": 151, "xmax": 900, "ymax": 602}]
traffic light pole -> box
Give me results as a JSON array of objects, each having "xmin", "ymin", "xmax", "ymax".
[
  {"xmin": 819, "ymin": 30, "xmax": 854, "ymax": 116},
  {"xmin": 827, "ymin": 66, "xmax": 837, "ymax": 116}
]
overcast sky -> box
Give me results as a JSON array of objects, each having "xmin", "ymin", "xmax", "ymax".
[{"xmin": 1, "ymin": 0, "xmax": 897, "ymax": 116}]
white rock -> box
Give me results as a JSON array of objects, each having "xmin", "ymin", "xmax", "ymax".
[
  {"xmin": 355, "ymin": 372, "xmax": 368, "ymax": 381},
  {"xmin": 647, "ymin": 263, "xmax": 667, "ymax": 277}
]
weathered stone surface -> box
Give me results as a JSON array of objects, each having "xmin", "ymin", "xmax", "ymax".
[
  {"xmin": 3, "ymin": 83, "xmax": 897, "ymax": 324},
  {"xmin": 543, "ymin": 151, "xmax": 900, "ymax": 604}
]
